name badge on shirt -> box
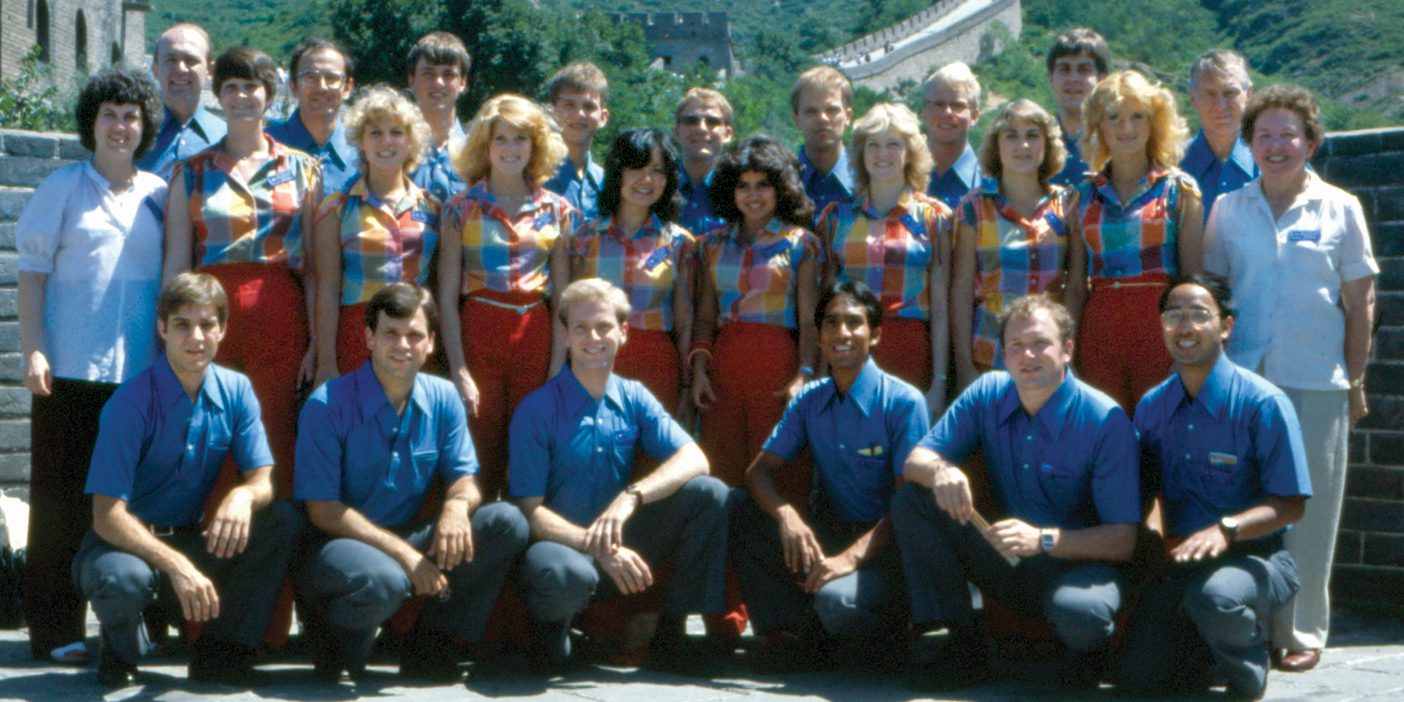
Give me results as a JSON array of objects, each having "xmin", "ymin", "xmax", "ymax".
[
  {"xmin": 1287, "ymin": 230, "xmax": 1320, "ymax": 244},
  {"xmin": 410, "ymin": 209, "xmax": 436, "ymax": 225},
  {"xmin": 641, "ymin": 245, "xmax": 672, "ymax": 273},
  {"xmin": 1208, "ymin": 452, "xmax": 1238, "ymax": 467},
  {"xmin": 266, "ymin": 169, "xmax": 296, "ymax": 187},
  {"xmin": 533, "ymin": 208, "xmax": 556, "ymax": 230},
  {"xmin": 901, "ymin": 213, "xmax": 926, "ymax": 238},
  {"xmin": 857, "ymin": 445, "xmax": 885, "ymax": 458}
]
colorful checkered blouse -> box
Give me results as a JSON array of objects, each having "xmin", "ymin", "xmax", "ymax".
[
  {"xmin": 570, "ymin": 214, "xmax": 695, "ymax": 332},
  {"xmin": 442, "ymin": 180, "xmax": 582, "ymax": 297},
  {"xmin": 319, "ymin": 177, "xmax": 440, "ymax": 306},
  {"xmin": 697, "ymin": 219, "xmax": 822, "ymax": 330},
  {"xmin": 178, "ymin": 135, "xmax": 322, "ymax": 269},
  {"xmin": 817, "ymin": 188, "xmax": 952, "ymax": 321},
  {"xmin": 958, "ymin": 180, "xmax": 1077, "ymax": 368},
  {"xmin": 1078, "ymin": 166, "xmax": 1200, "ymax": 280}
]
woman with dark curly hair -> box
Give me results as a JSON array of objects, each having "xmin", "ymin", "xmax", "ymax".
[
  {"xmin": 17, "ymin": 68, "xmax": 165, "ymax": 663},
  {"xmin": 570, "ymin": 128, "xmax": 695, "ymax": 414}
]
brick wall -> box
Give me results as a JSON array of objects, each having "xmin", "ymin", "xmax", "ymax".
[{"xmin": 1, "ymin": 0, "xmax": 146, "ymax": 83}]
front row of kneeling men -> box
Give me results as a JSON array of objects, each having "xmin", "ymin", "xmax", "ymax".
[{"xmin": 80, "ymin": 272, "xmax": 1309, "ymax": 698}]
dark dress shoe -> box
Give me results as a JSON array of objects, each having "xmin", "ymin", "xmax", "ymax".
[
  {"xmin": 399, "ymin": 631, "xmax": 466, "ymax": 682},
  {"xmin": 188, "ymin": 638, "xmax": 267, "ymax": 687},
  {"xmin": 1276, "ymin": 648, "xmax": 1321, "ymax": 672},
  {"xmin": 97, "ymin": 642, "xmax": 137, "ymax": 689}
]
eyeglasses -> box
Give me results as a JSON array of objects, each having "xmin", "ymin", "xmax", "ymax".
[
  {"xmin": 1160, "ymin": 308, "xmax": 1218, "ymax": 327},
  {"xmin": 296, "ymin": 70, "xmax": 346, "ymax": 89},
  {"xmin": 679, "ymin": 114, "xmax": 726, "ymax": 129}
]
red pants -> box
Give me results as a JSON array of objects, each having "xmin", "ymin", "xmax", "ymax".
[
  {"xmin": 872, "ymin": 317, "xmax": 932, "ymax": 392},
  {"xmin": 336, "ymin": 302, "xmax": 370, "ymax": 375},
  {"xmin": 205, "ymin": 263, "xmax": 306, "ymax": 498},
  {"xmin": 1076, "ymin": 274, "xmax": 1172, "ymax": 414},
  {"xmin": 616, "ymin": 329, "xmax": 681, "ymax": 411},
  {"xmin": 460, "ymin": 291, "xmax": 551, "ymax": 499}
]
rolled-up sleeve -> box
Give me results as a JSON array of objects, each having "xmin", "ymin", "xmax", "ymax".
[
  {"xmin": 1337, "ymin": 195, "xmax": 1379, "ymax": 282},
  {"xmin": 16, "ymin": 166, "xmax": 77, "ymax": 274}
]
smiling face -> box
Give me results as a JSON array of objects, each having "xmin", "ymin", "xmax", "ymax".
[
  {"xmin": 793, "ymin": 85, "xmax": 851, "ymax": 154},
  {"xmin": 565, "ymin": 297, "xmax": 627, "ymax": 371},
  {"xmin": 1102, "ymin": 101, "xmax": 1152, "ymax": 161},
  {"xmin": 1002, "ymin": 309, "xmax": 1072, "ymax": 397},
  {"xmin": 159, "ymin": 303, "xmax": 225, "ymax": 380},
  {"xmin": 862, "ymin": 127, "xmax": 908, "ymax": 187},
  {"xmin": 619, "ymin": 147, "xmax": 668, "ymax": 215},
  {"xmin": 217, "ymin": 77, "xmax": 268, "ymax": 126},
  {"xmin": 408, "ymin": 57, "xmax": 466, "ymax": 119},
  {"xmin": 1250, "ymin": 107, "xmax": 1315, "ymax": 180},
  {"xmin": 1161, "ymin": 283, "xmax": 1232, "ymax": 371},
  {"xmin": 922, "ymin": 82, "xmax": 979, "ymax": 148},
  {"xmin": 674, "ymin": 101, "xmax": 733, "ymax": 163},
  {"xmin": 1049, "ymin": 53, "xmax": 1101, "ymax": 120},
  {"xmin": 1191, "ymin": 71, "xmax": 1249, "ymax": 143},
  {"xmin": 551, "ymin": 89, "xmax": 609, "ymax": 151},
  {"xmin": 290, "ymin": 48, "xmax": 352, "ymax": 119},
  {"xmin": 734, "ymin": 170, "xmax": 778, "ymax": 231},
  {"xmin": 366, "ymin": 308, "xmax": 434, "ymax": 383},
  {"xmin": 488, "ymin": 120, "xmax": 533, "ymax": 178},
  {"xmin": 360, "ymin": 118, "xmax": 412, "ymax": 173},
  {"xmin": 819, "ymin": 294, "xmax": 880, "ymax": 374},
  {"xmin": 998, "ymin": 116, "xmax": 1046, "ymax": 178},
  {"xmin": 93, "ymin": 102, "xmax": 144, "ymax": 162},
  {"xmin": 152, "ymin": 26, "xmax": 211, "ymax": 122}
]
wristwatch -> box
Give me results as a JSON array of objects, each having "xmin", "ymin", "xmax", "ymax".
[
  {"xmin": 1349, "ymin": 376, "xmax": 1365, "ymax": 390},
  {"xmin": 625, "ymin": 485, "xmax": 644, "ymax": 508},
  {"xmin": 1219, "ymin": 516, "xmax": 1239, "ymax": 544},
  {"xmin": 1039, "ymin": 528, "xmax": 1057, "ymax": 554}
]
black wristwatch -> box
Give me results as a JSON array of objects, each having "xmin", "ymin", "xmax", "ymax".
[{"xmin": 1218, "ymin": 516, "xmax": 1239, "ymax": 544}]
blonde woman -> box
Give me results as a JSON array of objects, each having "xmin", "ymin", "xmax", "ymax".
[
  {"xmin": 437, "ymin": 95, "xmax": 579, "ymax": 498},
  {"xmin": 1070, "ymin": 70, "xmax": 1203, "ymax": 412}
]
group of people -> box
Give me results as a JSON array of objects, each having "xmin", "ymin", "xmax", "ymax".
[{"xmin": 15, "ymin": 17, "xmax": 1379, "ymax": 699}]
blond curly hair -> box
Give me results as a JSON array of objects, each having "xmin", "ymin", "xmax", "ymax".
[
  {"xmin": 453, "ymin": 94, "xmax": 567, "ymax": 185},
  {"xmin": 344, "ymin": 85, "xmax": 432, "ymax": 174},
  {"xmin": 1081, "ymin": 70, "xmax": 1189, "ymax": 172}
]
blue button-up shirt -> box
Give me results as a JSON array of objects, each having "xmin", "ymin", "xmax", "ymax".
[
  {"xmin": 85, "ymin": 355, "xmax": 273, "ymax": 526},
  {"xmin": 136, "ymin": 105, "xmax": 226, "ymax": 180},
  {"xmin": 678, "ymin": 166, "xmax": 724, "ymax": 236},
  {"xmin": 409, "ymin": 120, "xmax": 467, "ymax": 205},
  {"xmin": 927, "ymin": 143, "xmax": 982, "ymax": 210},
  {"xmin": 918, "ymin": 370, "xmax": 1141, "ymax": 529},
  {"xmin": 1134, "ymin": 355, "xmax": 1312, "ymax": 538},
  {"xmin": 1050, "ymin": 122, "xmax": 1089, "ymax": 188},
  {"xmin": 509, "ymin": 369, "xmax": 693, "ymax": 527},
  {"xmin": 294, "ymin": 362, "xmax": 478, "ymax": 527},
  {"xmin": 266, "ymin": 108, "xmax": 359, "ymax": 196},
  {"xmin": 543, "ymin": 152, "xmax": 604, "ymax": 221},
  {"xmin": 798, "ymin": 145, "xmax": 855, "ymax": 222},
  {"xmin": 764, "ymin": 359, "xmax": 930, "ymax": 523},
  {"xmin": 1179, "ymin": 131, "xmax": 1258, "ymax": 223}
]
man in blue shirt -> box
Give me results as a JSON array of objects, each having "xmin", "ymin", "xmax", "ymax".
[
  {"xmin": 1180, "ymin": 50, "xmax": 1259, "ymax": 221},
  {"xmin": 1045, "ymin": 29, "xmax": 1109, "ymax": 187},
  {"xmin": 791, "ymin": 66, "xmax": 855, "ymax": 219},
  {"xmin": 891, "ymin": 294, "xmax": 1140, "ymax": 692},
  {"xmin": 1117, "ymin": 274, "xmax": 1310, "ymax": 700},
  {"xmin": 406, "ymin": 31, "xmax": 471, "ymax": 204},
  {"xmin": 137, "ymin": 23, "xmax": 226, "ymax": 180},
  {"xmin": 921, "ymin": 62, "xmax": 983, "ymax": 209},
  {"xmin": 733, "ymin": 280, "xmax": 929, "ymax": 671},
  {"xmin": 544, "ymin": 63, "xmax": 610, "ymax": 220},
  {"xmin": 673, "ymin": 88, "xmax": 734, "ymax": 235},
  {"xmin": 510, "ymin": 278, "xmax": 728, "ymax": 675},
  {"xmin": 74, "ymin": 273, "xmax": 303, "ymax": 688},
  {"xmin": 266, "ymin": 37, "xmax": 358, "ymax": 196},
  {"xmin": 294, "ymin": 284, "xmax": 528, "ymax": 683}
]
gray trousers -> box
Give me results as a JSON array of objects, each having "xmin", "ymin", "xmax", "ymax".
[
  {"xmin": 296, "ymin": 501, "xmax": 528, "ymax": 667},
  {"xmin": 731, "ymin": 493, "xmax": 906, "ymax": 640},
  {"xmin": 518, "ymin": 476, "xmax": 729, "ymax": 624},
  {"xmin": 1118, "ymin": 545, "xmax": 1300, "ymax": 697},
  {"xmin": 890, "ymin": 483, "xmax": 1125, "ymax": 652},
  {"xmin": 73, "ymin": 500, "xmax": 305, "ymax": 665}
]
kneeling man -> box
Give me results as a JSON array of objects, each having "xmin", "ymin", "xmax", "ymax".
[
  {"xmin": 732, "ymin": 280, "xmax": 929, "ymax": 669},
  {"xmin": 891, "ymin": 294, "xmax": 1140, "ymax": 691},
  {"xmin": 1117, "ymin": 275, "xmax": 1309, "ymax": 700},
  {"xmin": 510, "ymin": 278, "xmax": 728, "ymax": 675},
  {"xmin": 295, "ymin": 284, "xmax": 528, "ymax": 682},
  {"xmin": 76, "ymin": 272, "xmax": 304, "ymax": 687}
]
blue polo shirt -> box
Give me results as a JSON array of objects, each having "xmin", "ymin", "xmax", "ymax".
[
  {"xmin": 918, "ymin": 370, "xmax": 1140, "ymax": 529},
  {"xmin": 409, "ymin": 121, "xmax": 466, "ymax": 205},
  {"xmin": 543, "ymin": 152, "xmax": 604, "ymax": 220},
  {"xmin": 678, "ymin": 167, "xmax": 724, "ymax": 237},
  {"xmin": 798, "ymin": 145, "xmax": 855, "ymax": 221},
  {"xmin": 1179, "ymin": 131, "xmax": 1258, "ymax": 222},
  {"xmin": 764, "ymin": 359, "xmax": 929, "ymax": 523},
  {"xmin": 266, "ymin": 108, "xmax": 359, "ymax": 196},
  {"xmin": 294, "ymin": 362, "xmax": 478, "ymax": 527},
  {"xmin": 509, "ymin": 369, "xmax": 693, "ymax": 527},
  {"xmin": 926, "ymin": 143, "xmax": 982, "ymax": 210},
  {"xmin": 137, "ymin": 105, "xmax": 226, "ymax": 180},
  {"xmin": 1049, "ymin": 122, "xmax": 1089, "ymax": 188},
  {"xmin": 85, "ymin": 355, "xmax": 273, "ymax": 527},
  {"xmin": 1134, "ymin": 355, "xmax": 1312, "ymax": 538}
]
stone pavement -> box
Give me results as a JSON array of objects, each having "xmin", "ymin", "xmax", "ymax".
[{"xmin": 0, "ymin": 602, "xmax": 1402, "ymax": 701}]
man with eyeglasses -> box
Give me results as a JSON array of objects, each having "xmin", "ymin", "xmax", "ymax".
[
  {"xmin": 267, "ymin": 37, "xmax": 358, "ymax": 196},
  {"xmin": 138, "ymin": 23, "xmax": 226, "ymax": 180},
  {"xmin": 920, "ymin": 61, "xmax": 983, "ymax": 210},
  {"xmin": 672, "ymin": 87, "xmax": 735, "ymax": 236},
  {"xmin": 1117, "ymin": 274, "xmax": 1309, "ymax": 700}
]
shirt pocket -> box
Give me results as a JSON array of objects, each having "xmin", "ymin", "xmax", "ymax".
[
  {"xmin": 1197, "ymin": 452, "xmax": 1250, "ymax": 508},
  {"xmin": 1036, "ymin": 463, "xmax": 1087, "ymax": 514},
  {"xmin": 611, "ymin": 426, "xmax": 639, "ymax": 468}
]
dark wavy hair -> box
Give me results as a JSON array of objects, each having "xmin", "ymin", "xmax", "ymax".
[
  {"xmin": 598, "ymin": 128, "xmax": 683, "ymax": 223},
  {"xmin": 815, "ymin": 279, "xmax": 882, "ymax": 331},
  {"xmin": 708, "ymin": 134, "xmax": 814, "ymax": 230},
  {"xmin": 76, "ymin": 69, "xmax": 161, "ymax": 159},
  {"xmin": 213, "ymin": 46, "xmax": 279, "ymax": 102}
]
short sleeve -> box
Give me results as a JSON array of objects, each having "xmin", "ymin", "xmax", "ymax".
[
  {"xmin": 794, "ymin": 229, "xmax": 825, "ymax": 268},
  {"xmin": 917, "ymin": 375, "xmax": 990, "ymax": 463},
  {"xmin": 1133, "ymin": 395, "xmax": 1164, "ymax": 501},
  {"xmin": 16, "ymin": 166, "xmax": 78, "ymax": 274},
  {"xmin": 1337, "ymin": 194, "xmax": 1379, "ymax": 282},
  {"xmin": 434, "ymin": 389, "xmax": 479, "ymax": 482},
  {"xmin": 230, "ymin": 375, "xmax": 274, "ymax": 472},
  {"xmin": 957, "ymin": 192, "xmax": 979, "ymax": 228},
  {"xmin": 1255, "ymin": 393, "xmax": 1313, "ymax": 499},
  {"xmin": 293, "ymin": 392, "xmax": 344, "ymax": 502},
  {"xmin": 888, "ymin": 388, "xmax": 932, "ymax": 479},
  {"xmin": 761, "ymin": 392, "xmax": 810, "ymax": 461},
  {"xmin": 1203, "ymin": 197, "xmax": 1229, "ymax": 277},
  {"xmin": 507, "ymin": 395, "xmax": 552, "ymax": 499},
  {"xmin": 1089, "ymin": 408, "xmax": 1142, "ymax": 525},
  {"xmin": 633, "ymin": 385, "xmax": 692, "ymax": 462},
  {"xmin": 568, "ymin": 221, "xmax": 594, "ymax": 258},
  {"xmin": 85, "ymin": 387, "xmax": 150, "ymax": 501},
  {"xmin": 315, "ymin": 191, "xmax": 345, "ymax": 225}
]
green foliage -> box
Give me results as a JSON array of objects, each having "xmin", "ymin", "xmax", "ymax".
[
  {"xmin": 147, "ymin": 0, "xmax": 333, "ymax": 61},
  {"xmin": 0, "ymin": 47, "xmax": 73, "ymax": 132},
  {"xmin": 328, "ymin": 0, "xmax": 438, "ymax": 87}
]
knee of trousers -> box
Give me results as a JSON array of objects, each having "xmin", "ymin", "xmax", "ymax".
[
  {"xmin": 1183, "ymin": 588, "xmax": 1261, "ymax": 649},
  {"xmin": 84, "ymin": 559, "xmax": 155, "ymax": 624},
  {"xmin": 812, "ymin": 585, "xmax": 876, "ymax": 639},
  {"xmin": 676, "ymin": 476, "xmax": 731, "ymax": 516},
  {"xmin": 473, "ymin": 502, "xmax": 530, "ymax": 555},
  {"xmin": 520, "ymin": 544, "xmax": 597, "ymax": 623},
  {"xmin": 319, "ymin": 563, "xmax": 411, "ymax": 631},
  {"xmin": 256, "ymin": 501, "xmax": 306, "ymax": 544},
  {"xmin": 890, "ymin": 482, "xmax": 940, "ymax": 537},
  {"xmin": 1046, "ymin": 590, "xmax": 1118, "ymax": 652}
]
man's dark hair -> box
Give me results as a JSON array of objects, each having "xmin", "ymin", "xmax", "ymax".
[
  {"xmin": 1161, "ymin": 273, "xmax": 1236, "ymax": 320},
  {"xmin": 288, "ymin": 36, "xmax": 355, "ymax": 82},
  {"xmin": 405, "ymin": 31, "xmax": 470, "ymax": 81},
  {"xmin": 815, "ymin": 280, "xmax": 882, "ymax": 331},
  {"xmin": 1046, "ymin": 27, "xmax": 1109, "ymax": 76},
  {"xmin": 76, "ymin": 69, "xmax": 161, "ymax": 159},
  {"xmin": 365, "ymin": 283, "xmax": 438, "ymax": 333},
  {"xmin": 599, "ymin": 128, "xmax": 683, "ymax": 223}
]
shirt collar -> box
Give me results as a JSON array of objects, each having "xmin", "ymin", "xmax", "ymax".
[
  {"xmin": 678, "ymin": 166, "xmax": 715, "ymax": 193},
  {"xmin": 731, "ymin": 217, "xmax": 788, "ymax": 242},
  {"xmin": 557, "ymin": 367, "xmax": 626, "ymax": 414},
  {"xmin": 607, "ymin": 213, "xmax": 665, "ymax": 240},
  {"xmin": 153, "ymin": 353, "xmax": 222, "ymax": 412},
  {"xmin": 1248, "ymin": 169, "xmax": 1330, "ymax": 210},
  {"xmin": 464, "ymin": 179, "xmax": 549, "ymax": 213},
  {"xmin": 860, "ymin": 187, "xmax": 917, "ymax": 219},
  {"xmin": 212, "ymin": 134, "xmax": 291, "ymax": 175},
  {"xmin": 1192, "ymin": 354, "xmax": 1237, "ymax": 420},
  {"xmin": 947, "ymin": 143, "xmax": 981, "ymax": 188},
  {"xmin": 797, "ymin": 145, "xmax": 856, "ymax": 191},
  {"xmin": 353, "ymin": 361, "xmax": 431, "ymax": 418},
  {"xmin": 280, "ymin": 109, "xmax": 353, "ymax": 166},
  {"xmin": 824, "ymin": 358, "xmax": 880, "ymax": 416},
  {"xmin": 1091, "ymin": 164, "xmax": 1171, "ymax": 202},
  {"xmin": 997, "ymin": 369, "xmax": 1077, "ymax": 441},
  {"xmin": 1183, "ymin": 131, "xmax": 1255, "ymax": 177},
  {"xmin": 348, "ymin": 176, "xmax": 424, "ymax": 216}
]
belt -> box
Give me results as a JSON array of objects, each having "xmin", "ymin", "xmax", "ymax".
[
  {"xmin": 148, "ymin": 524, "xmax": 201, "ymax": 537},
  {"xmin": 467, "ymin": 295, "xmax": 544, "ymax": 315},
  {"xmin": 1092, "ymin": 279, "xmax": 1167, "ymax": 290}
]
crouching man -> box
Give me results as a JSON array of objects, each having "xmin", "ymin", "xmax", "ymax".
[
  {"xmin": 510, "ymin": 278, "xmax": 728, "ymax": 675},
  {"xmin": 76, "ymin": 272, "xmax": 304, "ymax": 688},
  {"xmin": 294, "ymin": 284, "xmax": 528, "ymax": 682}
]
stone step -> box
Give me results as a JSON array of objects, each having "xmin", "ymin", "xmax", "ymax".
[
  {"xmin": 0, "ymin": 156, "xmax": 70, "ymax": 190},
  {"xmin": 0, "ymin": 187, "xmax": 34, "ymax": 224}
]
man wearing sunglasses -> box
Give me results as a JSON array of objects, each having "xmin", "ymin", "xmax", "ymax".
[
  {"xmin": 267, "ymin": 37, "xmax": 359, "ymax": 196},
  {"xmin": 672, "ymin": 88, "xmax": 734, "ymax": 236}
]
